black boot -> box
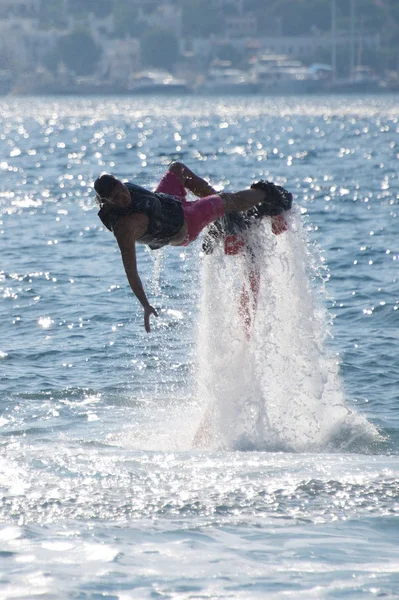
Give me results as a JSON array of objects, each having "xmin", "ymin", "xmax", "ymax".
[{"xmin": 250, "ymin": 180, "xmax": 293, "ymax": 217}]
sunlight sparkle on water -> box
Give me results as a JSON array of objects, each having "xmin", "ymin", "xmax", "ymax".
[{"xmin": 37, "ymin": 316, "xmax": 53, "ymax": 329}]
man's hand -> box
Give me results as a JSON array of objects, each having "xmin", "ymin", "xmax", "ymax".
[{"xmin": 144, "ymin": 305, "xmax": 158, "ymax": 333}]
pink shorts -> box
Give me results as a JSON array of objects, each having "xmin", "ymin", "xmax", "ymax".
[
  {"xmin": 156, "ymin": 169, "xmax": 187, "ymax": 200},
  {"xmin": 156, "ymin": 170, "xmax": 225, "ymax": 243}
]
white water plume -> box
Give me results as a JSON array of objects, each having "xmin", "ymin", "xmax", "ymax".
[{"xmin": 194, "ymin": 207, "xmax": 379, "ymax": 452}]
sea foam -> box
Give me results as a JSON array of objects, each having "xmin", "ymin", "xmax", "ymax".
[{"xmin": 194, "ymin": 207, "xmax": 379, "ymax": 452}]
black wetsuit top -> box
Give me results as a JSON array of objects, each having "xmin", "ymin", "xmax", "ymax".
[{"xmin": 98, "ymin": 182, "xmax": 185, "ymax": 250}]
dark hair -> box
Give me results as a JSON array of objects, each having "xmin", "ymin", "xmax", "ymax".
[{"xmin": 94, "ymin": 173, "xmax": 118, "ymax": 202}]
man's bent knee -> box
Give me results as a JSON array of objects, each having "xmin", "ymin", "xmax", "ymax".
[{"xmin": 169, "ymin": 161, "xmax": 187, "ymax": 178}]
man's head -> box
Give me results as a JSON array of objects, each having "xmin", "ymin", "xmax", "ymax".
[{"xmin": 94, "ymin": 173, "xmax": 130, "ymax": 208}]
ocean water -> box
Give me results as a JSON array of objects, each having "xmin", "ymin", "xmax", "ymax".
[{"xmin": 0, "ymin": 95, "xmax": 398, "ymax": 599}]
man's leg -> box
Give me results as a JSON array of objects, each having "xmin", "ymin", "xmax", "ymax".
[
  {"xmin": 220, "ymin": 189, "xmax": 266, "ymax": 213},
  {"xmin": 180, "ymin": 177, "xmax": 292, "ymax": 244},
  {"xmin": 182, "ymin": 188, "xmax": 273, "ymax": 244},
  {"xmin": 155, "ymin": 165, "xmax": 187, "ymax": 199},
  {"xmin": 168, "ymin": 161, "xmax": 218, "ymax": 198},
  {"xmin": 166, "ymin": 163, "xmax": 290, "ymax": 216}
]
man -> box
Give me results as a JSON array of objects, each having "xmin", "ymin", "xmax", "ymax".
[{"xmin": 95, "ymin": 161, "xmax": 292, "ymax": 333}]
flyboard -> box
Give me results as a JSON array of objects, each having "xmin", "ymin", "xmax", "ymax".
[{"xmin": 201, "ymin": 180, "xmax": 293, "ymax": 339}]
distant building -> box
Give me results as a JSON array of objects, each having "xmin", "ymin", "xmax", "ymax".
[
  {"xmin": 0, "ymin": 0, "xmax": 40, "ymax": 19},
  {"xmin": 184, "ymin": 28, "xmax": 380, "ymax": 67},
  {"xmin": 216, "ymin": 0, "xmax": 245, "ymax": 14},
  {"xmin": 225, "ymin": 13, "xmax": 257, "ymax": 38},
  {"xmin": 126, "ymin": 0, "xmax": 159, "ymax": 9},
  {"xmin": 261, "ymin": 31, "xmax": 380, "ymax": 61}
]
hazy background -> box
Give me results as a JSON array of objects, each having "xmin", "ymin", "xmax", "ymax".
[{"xmin": 0, "ymin": 0, "xmax": 398, "ymax": 94}]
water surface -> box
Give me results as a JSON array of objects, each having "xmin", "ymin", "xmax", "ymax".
[{"xmin": 1, "ymin": 95, "xmax": 398, "ymax": 599}]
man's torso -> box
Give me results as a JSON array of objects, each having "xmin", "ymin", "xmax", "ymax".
[{"xmin": 98, "ymin": 182, "xmax": 185, "ymax": 249}]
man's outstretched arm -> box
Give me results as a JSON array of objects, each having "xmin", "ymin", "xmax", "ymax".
[
  {"xmin": 114, "ymin": 219, "xmax": 158, "ymax": 333},
  {"xmin": 169, "ymin": 161, "xmax": 217, "ymax": 198}
]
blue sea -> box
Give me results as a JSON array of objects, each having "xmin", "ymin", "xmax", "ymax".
[{"xmin": 1, "ymin": 95, "xmax": 398, "ymax": 599}]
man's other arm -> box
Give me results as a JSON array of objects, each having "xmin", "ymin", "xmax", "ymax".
[{"xmin": 114, "ymin": 218, "xmax": 158, "ymax": 333}]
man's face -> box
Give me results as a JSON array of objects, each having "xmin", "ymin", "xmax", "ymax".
[{"xmin": 109, "ymin": 180, "xmax": 131, "ymax": 208}]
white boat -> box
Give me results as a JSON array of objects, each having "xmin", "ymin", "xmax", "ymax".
[
  {"xmin": 128, "ymin": 70, "xmax": 190, "ymax": 94},
  {"xmin": 197, "ymin": 60, "xmax": 259, "ymax": 94},
  {"xmin": 252, "ymin": 54, "xmax": 324, "ymax": 94},
  {"xmin": 327, "ymin": 66, "xmax": 385, "ymax": 93}
]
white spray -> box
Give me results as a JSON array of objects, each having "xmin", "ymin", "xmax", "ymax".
[{"xmin": 194, "ymin": 207, "xmax": 379, "ymax": 452}]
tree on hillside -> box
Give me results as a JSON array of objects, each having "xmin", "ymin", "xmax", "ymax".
[
  {"xmin": 113, "ymin": 0, "xmax": 138, "ymax": 38},
  {"xmin": 39, "ymin": 0, "xmax": 67, "ymax": 29},
  {"xmin": 374, "ymin": 0, "xmax": 399, "ymax": 70},
  {"xmin": 42, "ymin": 48, "xmax": 60, "ymax": 74},
  {"xmin": 0, "ymin": 46, "xmax": 14, "ymax": 71},
  {"xmin": 140, "ymin": 30, "xmax": 179, "ymax": 71},
  {"xmin": 55, "ymin": 32, "xmax": 102, "ymax": 75},
  {"xmin": 180, "ymin": 0, "xmax": 222, "ymax": 37}
]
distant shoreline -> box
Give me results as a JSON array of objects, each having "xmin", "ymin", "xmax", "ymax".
[{"xmin": 2, "ymin": 90, "xmax": 398, "ymax": 98}]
